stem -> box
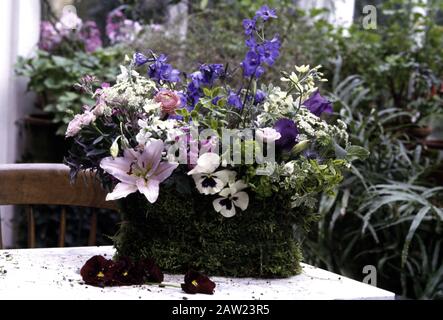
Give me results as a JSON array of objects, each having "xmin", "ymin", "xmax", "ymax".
[
  {"xmin": 145, "ymin": 282, "xmax": 182, "ymax": 289},
  {"xmin": 241, "ymin": 75, "xmax": 255, "ymax": 127}
]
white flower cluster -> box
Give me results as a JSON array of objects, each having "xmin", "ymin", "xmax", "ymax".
[
  {"xmin": 295, "ymin": 107, "xmax": 349, "ymax": 145},
  {"xmin": 102, "ymin": 66, "xmax": 158, "ymax": 111},
  {"xmin": 136, "ymin": 116, "xmax": 180, "ymax": 145}
]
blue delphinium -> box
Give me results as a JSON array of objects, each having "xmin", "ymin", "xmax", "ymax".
[
  {"xmin": 242, "ymin": 19, "xmax": 256, "ymax": 36},
  {"xmin": 185, "ymin": 64, "xmax": 226, "ymax": 108},
  {"xmin": 199, "ymin": 64, "xmax": 225, "ymax": 86},
  {"xmin": 241, "ymin": 5, "xmax": 280, "ymax": 79},
  {"xmin": 257, "ymin": 37, "xmax": 281, "ymax": 66},
  {"xmin": 242, "ymin": 51, "xmax": 265, "ymax": 78},
  {"xmin": 227, "ymin": 91, "xmax": 243, "ymax": 110},
  {"xmin": 133, "ymin": 52, "xmax": 152, "ymax": 67},
  {"xmin": 303, "ymin": 91, "xmax": 333, "ymax": 117},
  {"xmin": 255, "ymin": 5, "xmax": 277, "ymax": 21},
  {"xmin": 147, "ymin": 54, "xmax": 181, "ymax": 83}
]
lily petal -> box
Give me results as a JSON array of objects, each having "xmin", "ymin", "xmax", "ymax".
[
  {"xmin": 100, "ymin": 157, "xmax": 137, "ymax": 185},
  {"xmin": 136, "ymin": 179, "xmax": 160, "ymax": 204},
  {"xmin": 106, "ymin": 182, "xmax": 138, "ymax": 201},
  {"xmin": 152, "ymin": 162, "xmax": 179, "ymax": 183},
  {"xmin": 139, "ymin": 139, "xmax": 164, "ymax": 175}
]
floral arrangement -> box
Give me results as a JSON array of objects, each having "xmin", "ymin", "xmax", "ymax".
[{"xmin": 68, "ymin": 6, "xmax": 367, "ymax": 280}]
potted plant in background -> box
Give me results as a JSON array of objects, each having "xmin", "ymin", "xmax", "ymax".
[{"xmin": 15, "ymin": 6, "xmax": 141, "ymax": 162}]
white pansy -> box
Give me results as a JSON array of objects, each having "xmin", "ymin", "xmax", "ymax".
[
  {"xmin": 188, "ymin": 153, "xmax": 221, "ymax": 176},
  {"xmin": 188, "ymin": 153, "xmax": 236, "ymax": 195},
  {"xmin": 213, "ymin": 180, "xmax": 250, "ymax": 218},
  {"xmin": 193, "ymin": 170, "xmax": 236, "ymax": 195}
]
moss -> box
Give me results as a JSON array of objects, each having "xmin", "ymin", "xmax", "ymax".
[{"xmin": 113, "ymin": 188, "xmax": 313, "ymax": 278}]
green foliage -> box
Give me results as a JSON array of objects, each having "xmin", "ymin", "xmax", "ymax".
[{"xmin": 304, "ymin": 73, "xmax": 443, "ymax": 299}]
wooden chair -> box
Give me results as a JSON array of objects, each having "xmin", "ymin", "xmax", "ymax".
[{"xmin": 0, "ymin": 164, "xmax": 118, "ymax": 249}]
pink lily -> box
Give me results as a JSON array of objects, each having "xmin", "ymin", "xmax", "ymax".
[{"xmin": 100, "ymin": 139, "xmax": 178, "ymax": 203}]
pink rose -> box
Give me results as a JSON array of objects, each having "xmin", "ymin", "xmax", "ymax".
[{"xmin": 154, "ymin": 90, "xmax": 181, "ymax": 115}]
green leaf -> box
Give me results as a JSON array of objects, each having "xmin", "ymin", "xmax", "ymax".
[{"xmin": 346, "ymin": 145, "xmax": 370, "ymax": 161}]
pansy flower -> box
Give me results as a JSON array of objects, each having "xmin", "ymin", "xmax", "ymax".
[
  {"xmin": 80, "ymin": 256, "xmax": 114, "ymax": 287},
  {"xmin": 188, "ymin": 153, "xmax": 235, "ymax": 195},
  {"xmin": 181, "ymin": 271, "xmax": 216, "ymax": 295},
  {"xmin": 213, "ymin": 180, "xmax": 249, "ymax": 218}
]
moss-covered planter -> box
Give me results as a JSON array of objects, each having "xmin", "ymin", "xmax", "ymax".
[{"xmin": 113, "ymin": 188, "xmax": 315, "ymax": 278}]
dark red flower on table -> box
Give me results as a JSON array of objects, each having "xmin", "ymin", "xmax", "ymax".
[
  {"xmin": 181, "ymin": 271, "xmax": 216, "ymax": 295},
  {"xmin": 80, "ymin": 256, "xmax": 164, "ymax": 287},
  {"xmin": 108, "ymin": 256, "xmax": 139, "ymax": 285},
  {"xmin": 136, "ymin": 258, "xmax": 164, "ymax": 283},
  {"xmin": 80, "ymin": 255, "xmax": 114, "ymax": 287}
]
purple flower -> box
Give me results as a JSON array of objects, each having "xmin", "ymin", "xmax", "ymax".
[
  {"xmin": 257, "ymin": 36, "xmax": 281, "ymax": 66},
  {"xmin": 148, "ymin": 54, "xmax": 181, "ymax": 83},
  {"xmin": 106, "ymin": 8, "xmax": 141, "ymax": 44},
  {"xmin": 245, "ymin": 36, "xmax": 257, "ymax": 49},
  {"xmin": 304, "ymin": 91, "xmax": 333, "ymax": 117},
  {"xmin": 199, "ymin": 64, "xmax": 225, "ymax": 86},
  {"xmin": 255, "ymin": 5, "xmax": 278, "ymax": 21},
  {"xmin": 100, "ymin": 140, "xmax": 179, "ymax": 203},
  {"xmin": 134, "ymin": 52, "xmax": 152, "ymax": 67},
  {"xmin": 242, "ymin": 19, "xmax": 256, "ymax": 36},
  {"xmin": 274, "ymin": 119, "xmax": 299, "ymax": 151},
  {"xmin": 254, "ymin": 90, "xmax": 267, "ymax": 104},
  {"xmin": 39, "ymin": 21, "xmax": 61, "ymax": 52},
  {"xmin": 227, "ymin": 91, "xmax": 243, "ymax": 110},
  {"xmin": 79, "ymin": 21, "xmax": 102, "ymax": 53},
  {"xmin": 242, "ymin": 51, "xmax": 264, "ymax": 78},
  {"xmin": 212, "ymin": 96, "xmax": 222, "ymax": 106}
]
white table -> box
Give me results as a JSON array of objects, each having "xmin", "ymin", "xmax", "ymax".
[{"xmin": 0, "ymin": 246, "xmax": 395, "ymax": 300}]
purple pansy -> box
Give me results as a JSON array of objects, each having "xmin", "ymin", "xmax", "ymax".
[
  {"xmin": 255, "ymin": 5, "xmax": 278, "ymax": 21},
  {"xmin": 274, "ymin": 119, "xmax": 299, "ymax": 151},
  {"xmin": 304, "ymin": 91, "xmax": 333, "ymax": 117}
]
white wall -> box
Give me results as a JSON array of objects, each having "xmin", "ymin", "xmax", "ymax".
[
  {"xmin": 0, "ymin": 0, "xmax": 41, "ymax": 248},
  {"xmin": 298, "ymin": 0, "xmax": 356, "ymax": 28}
]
